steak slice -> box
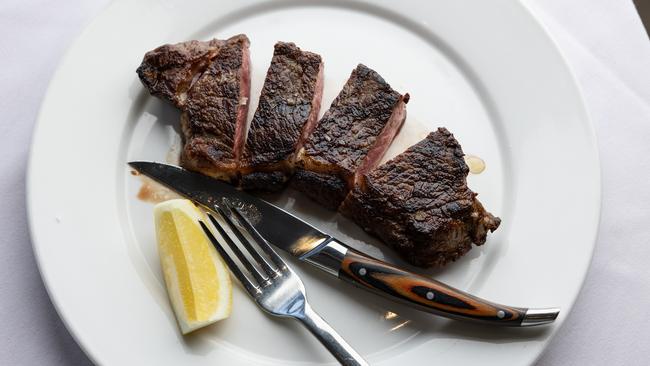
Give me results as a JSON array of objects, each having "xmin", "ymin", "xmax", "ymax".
[
  {"xmin": 293, "ymin": 64, "xmax": 408, "ymax": 209},
  {"xmin": 180, "ymin": 35, "xmax": 251, "ymax": 182},
  {"xmin": 240, "ymin": 42, "xmax": 324, "ymax": 191},
  {"xmin": 339, "ymin": 128, "xmax": 501, "ymax": 268},
  {"xmin": 136, "ymin": 38, "xmax": 224, "ymax": 108}
]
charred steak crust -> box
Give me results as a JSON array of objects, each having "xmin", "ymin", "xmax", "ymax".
[
  {"xmin": 292, "ymin": 169, "xmax": 349, "ymax": 210},
  {"xmin": 303, "ymin": 64, "xmax": 401, "ymax": 176},
  {"xmin": 136, "ymin": 39, "xmax": 223, "ymax": 108},
  {"xmin": 240, "ymin": 171, "xmax": 288, "ymax": 191},
  {"xmin": 240, "ymin": 42, "xmax": 324, "ymax": 191},
  {"xmin": 180, "ymin": 35, "xmax": 250, "ymax": 182},
  {"xmin": 294, "ymin": 64, "xmax": 406, "ymax": 208},
  {"xmin": 339, "ymin": 128, "xmax": 501, "ymax": 268}
]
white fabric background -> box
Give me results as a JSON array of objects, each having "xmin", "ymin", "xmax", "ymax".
[{"xmin": 1, "ymin": 0, "xmax": 649, "ymax": 364}]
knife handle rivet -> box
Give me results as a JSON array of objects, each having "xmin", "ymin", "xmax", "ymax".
[
  {"xmin": 497, "ymin": 310, "xmax": 505, "ymax": 319},
  {"xmin": 426, "ymin": 291, "xmax": 435, "ymax": 300},
  {"xmin": 358, "ymin": 268, "xmax": 367, "ymax": 276}
]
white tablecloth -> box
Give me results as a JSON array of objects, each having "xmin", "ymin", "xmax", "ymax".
[{"xmin": 2, "ymin": 1, "xmax": 649, "ymax": 364}]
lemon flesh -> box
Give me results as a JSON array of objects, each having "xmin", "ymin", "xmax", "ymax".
[{"xmin": 154, "ymin": 199, "xmax": 232, "ymax": 334}]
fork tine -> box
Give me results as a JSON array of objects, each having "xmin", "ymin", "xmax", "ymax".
[
  {"xmin": 216, "ymin": 205, "xmax": 280, "ymax": 278},
  {"xmin": 199, "ymin": 221, "xmax": 260, "ymax": 296},
  {"xmin": 206, "ymin": 212, "xmax": 271, "ymax": 286},
  {"xmin": 229, "ymin": 205, "xmax": 287, "ymax": 270}
]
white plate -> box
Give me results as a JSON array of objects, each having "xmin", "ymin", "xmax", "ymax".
[{"xmin": 27, "ymin": 0, "xmax": 600, "ymax": 365}]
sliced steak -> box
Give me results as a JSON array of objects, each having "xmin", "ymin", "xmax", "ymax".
[
  {"xmin": 179, "ymin": 35, "xmax": 251, "ymax": 182},
  {"xmin": 293, "ymin": 64, "xmax": 408, "ymax": 209},
  {"xmin": 240, "ymin": 42, "xmax": 324, "ymax": 191},
  {"xmin": 339, "ymin": 128, "xmax": 501, "ymax": 268},
  {"xmin": 136, "ymin": 38, "xmax": 224, "ymax": 108}
]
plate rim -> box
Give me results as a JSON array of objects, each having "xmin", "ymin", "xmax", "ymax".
[{"xmin": 516, "ymin": 4, "xmax": 602, "ymax": 365}]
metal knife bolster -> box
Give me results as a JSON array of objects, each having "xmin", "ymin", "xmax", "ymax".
[
  {"xmin": 301, "ymin": 238, "xmax": 349, "ymax": 276},
  {"xmin": 301, "ymin": 239, "xmax": 559, "ymax": 327}
]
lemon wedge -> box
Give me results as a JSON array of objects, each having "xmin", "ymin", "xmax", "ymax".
[{"xmin": 154, "ymin": 199, "xmax": 232, "ymax": 334}]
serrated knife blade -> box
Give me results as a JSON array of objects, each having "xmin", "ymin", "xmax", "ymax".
[{"xmin": 129, "ymin": 161, "xmax": 329, "ymax": 258}]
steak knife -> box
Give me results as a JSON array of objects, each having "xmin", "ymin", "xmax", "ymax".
[{"xmin": 130, "ymin": 161, "xmax": 559, "ymax": 327}]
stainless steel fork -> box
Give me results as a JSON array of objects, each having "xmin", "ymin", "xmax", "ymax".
[{"xmin": 199, "ymin": 204, "xmax": 368, "ymax": 366}]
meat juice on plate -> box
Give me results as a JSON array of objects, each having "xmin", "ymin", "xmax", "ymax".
[{"xmin": 464, "ymin": 155, "xmax": 485, "ymax": 174}]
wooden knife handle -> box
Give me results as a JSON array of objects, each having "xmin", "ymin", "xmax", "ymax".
[{"xmin": 302, "ymin": 240, "xmax": 559, "ymax": 327}]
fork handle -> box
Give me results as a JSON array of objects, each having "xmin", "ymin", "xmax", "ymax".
[{"xmin": 298, "ymin": 304, "xmax": 368, "ymax": 366}]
